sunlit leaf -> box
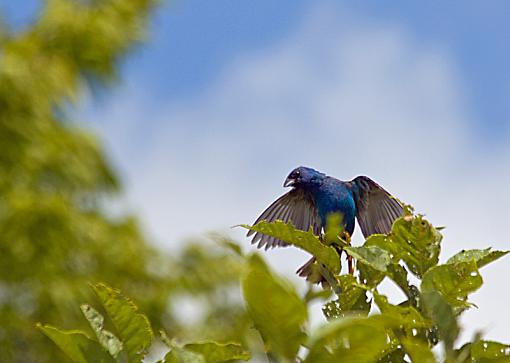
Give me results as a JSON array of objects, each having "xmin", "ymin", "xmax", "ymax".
[
  {"xmin": 347, "ymin": 245, "xmax": 391, "ymax": 288},
  {"xmin": 469, "ymin": 340, "xmax": 510, "ymax": 362},
  {"xmin": 397, "ymin": 215, "xmax": 441, "ymax": 277},
  {"xmin": 400, "ymin": 337, "xmax": 436, "ymax": 363},
  {"xmin": 305, "ymin": 316, "xmax": 392, "ymax": 363},
  {"xmin": 92, "ymin": 283, "xmax": 153, "ymax": 363},
  {"xmin": 421, "ymin": 261, "xmax": 482, "ymax": 308},
  {"xmin": 37, "ymin": 324, "xmax": 114, "ymax": 363},
  {"xmin": 161, "ymin": 347, "xmax": 205, "ymax": 363},
  {"xmin": 447, "ymin": 248, "xmax": 509, "ymax": 269},
  {"xmin": 241, "ymin": 221, "xmax": 341, "ymax": 273},
  {"xmin": 376, "ymin": 215, "xmax": 442, "ymax": 278},
  {"xmin": 242, "ymin": 254, "xmax": 307, "ymax": 360},
  {"xmin": 322, "ymin": 275, "xmax": 370, "ymax": 320},
  {"xmin": 373, "ymin": 293, "xmax": 431, "ymax": 330},
  {"xmin": 363, "ymin": 234, "xmax": 400, "ymax": 261},
  {"xmin": 184, "ymin": 342, "xmax": 250, "ymax": 362},
  {"xmin": 80, "ymin": 304, "xmax": 123, "ymax": 359},
  {"xmin": 344, "ymin": 246, "xmax": 391, "ymax": 272}
]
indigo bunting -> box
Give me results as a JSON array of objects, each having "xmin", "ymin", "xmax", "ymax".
[{"xmin": 247, "ymin": 166, "xmax": 403, "ymax": 281}]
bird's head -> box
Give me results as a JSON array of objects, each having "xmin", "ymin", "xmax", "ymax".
[{"xmin": 284, "ymin": 166, "xmax": 325, "ymax": 188}]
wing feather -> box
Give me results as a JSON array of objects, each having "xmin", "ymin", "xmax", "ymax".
[
  {"xmin": 247, "ymin": 188, "xmax": 322, "ymax": 249},
  {"xmin": 352, "ymin": 176, "xmax": 404, "ymax": 237}
]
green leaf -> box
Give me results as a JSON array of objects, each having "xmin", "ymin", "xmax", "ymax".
[
  {"xmin": 385, "ymin": 263, "xmax": 415, "ymax": 300},
  {"xmin": 363, "ymin": 234, "xmax": 400, "ymax": 262},
  {"xmin": 421, "ymin": 261, "xmax": 483, "ymax": 308},
  {"xmin": 242, "ymin": 253, "xmax": 307, "ymax": 361},
  {"xmin": 241, "ymin": 221, "xmax": 341, "ymax": 273},
  {"xmin": 469, "ymin": 340, "xmax": 510, "ymax": 362},
  {"xmin": 304, "ymin": 287, "xmax": 333, "ymax": 303},
  {"xmin": 162, "ymin": 347, "xmax": 206, "ymax": 363},
  {"xmin": 305, "ymin": 316, "xmax": 392, "ymax": 363},
  {"xmin": 358, "ymin": 262, "xmax": 386, "ymax": 288},
  {"xmin": 37, "ymin": 324, "xmax": 114, "ymax": 363},
  {"xmin": 377, "ymin": 347, "xmax": 407, "ymax": 362},
  {"xmin": 323, "ymin": 213, "xmax": 346, "ymax": 246},
  {"xmin": 373, "ymin": 293, "xmax": 431, "ymax": 330},
  {"xmin": 92, "ymin": 283, "xmax": 153, "ymax": 363},
  {"xmin": 394, "ymin": 215, "xmax": 442, "ymax": 277},
  {"xmin": 322, "ymin": 275, "xmax": 370, "ymax": 320},
  {"xmin": 344, "ymin": 246, "xmax": 391, "ymax": 272},
  {"xmin": 211, "ymin": 234, "xmax": 245, "ymax": 256},
  {"xmin": 447, "ymin": 248, "xmax": 509, "ymax": 269},
  {"xmin": 378, "ymin": 215, "xmax": 442, "ymax": 278},
  {"xmin": 80, "ymin": 304, "xmax": 123, "ymax": 359},
  {"xmin": 400, "ymin": 337, "xmax": 436, "ymax": 363},
  {"xmin": 421, "ymin": 290, "xmax": 459, "ymax": 357},
  {"xmin": 184, "ymin": 342, "xmax": 250, "ymax": 362}
]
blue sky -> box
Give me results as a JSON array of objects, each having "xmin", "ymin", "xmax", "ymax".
[
  {"xmin": 3, "ymin": 1, "xmax": 509, "ymax": 141},
  {"xmin": 119, "ymin": 1, "xmax": 506, "ymax": 143},
  {"xmin": 3, "ymin": 0, "xmax": 510, "ymax": 344}
]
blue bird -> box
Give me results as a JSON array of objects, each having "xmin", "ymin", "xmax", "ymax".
[{"xmin": 247, "ymin": 166, "xmax": 403, "ymax": 281}]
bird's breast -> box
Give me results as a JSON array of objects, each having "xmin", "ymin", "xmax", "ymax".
[{"xmin": 313, "ymin": 185, "xmax": 356, "ymax": 234}]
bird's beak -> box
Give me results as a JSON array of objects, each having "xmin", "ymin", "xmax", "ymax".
[{"xmin": 283, "ymin": 178, "xmax": 296, "ymax": 187}]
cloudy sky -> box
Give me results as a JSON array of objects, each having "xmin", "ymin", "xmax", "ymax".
[{"xmin": 4, "ymin": 0, "xmax": 510, "ymax": 343}]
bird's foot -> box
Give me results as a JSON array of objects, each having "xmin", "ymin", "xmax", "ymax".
[{"xmin": 343, "ymin": 230, "xmax": 352, "ymax": 245}]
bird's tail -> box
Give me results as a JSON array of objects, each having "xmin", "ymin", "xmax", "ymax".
[{"xmin": 296, "ymin": 257, "xmax": 328, "ymax": 286}]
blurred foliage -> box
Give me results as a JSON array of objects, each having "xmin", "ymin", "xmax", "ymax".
[
  {"xmin": 0, "ymin": 1, "xmax": 252, "ymax": 362},
  {"xmin": 4, "ymin": 1, "xmax": 510, "ymax": 362},
  {"xmin": 43, "ymin": 211, "xmax": 510, "ymax": 362},
  {"xmin": 39, "ymin": 283, "xmax": 252, "ymax": 363}
]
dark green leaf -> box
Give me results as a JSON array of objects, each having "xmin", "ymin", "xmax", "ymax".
[
  {"xmin": 242, "ymin": 254, "xmax": 307, "ymax": 361},
  {"xmin": 184, "ymin": 342, "xmax": 250, "ymax": 362},
  {"xmin": 92, "ymin": 283, "xmax": 153, "ymax": 363},
  {"xmin": 358, "ymin": 261, "xmax": 386, "ymax": 288},
  {"xmin": 241, "ymin": 221, "xmax": 341, "ymax": 273},
  {"xmin": 385, "ymin": 264, "xmax": 417, "ymax": 303},
  {"xmin": 376, "ymin": 347, "xmax": 406, "ymax": 363},
  {"xmin": 421, "ymin": 290, "xmax": 459, "ymax": 357}
]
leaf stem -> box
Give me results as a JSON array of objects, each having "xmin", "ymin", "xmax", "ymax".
[{"xmin": 319, "ymin": 264, "xmax": 342, "ymax": 296}]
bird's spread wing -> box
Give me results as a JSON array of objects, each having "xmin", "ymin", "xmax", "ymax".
[
  {"xmin": 351, "ymin": 176, "xmax": 404, "ymax": 237},
  {"xmin": 247, "ymin": 189, "xmax": 322, "ymax": 250}
]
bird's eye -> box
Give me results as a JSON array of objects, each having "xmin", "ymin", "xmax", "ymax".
[{"xmin": 295, "ymin": 170, "xmax": 300, "ymax": 176}]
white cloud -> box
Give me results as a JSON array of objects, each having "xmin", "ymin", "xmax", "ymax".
[{"xmin": 93, "ymin": 5, "xmax": 510, "ymax": 342}]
